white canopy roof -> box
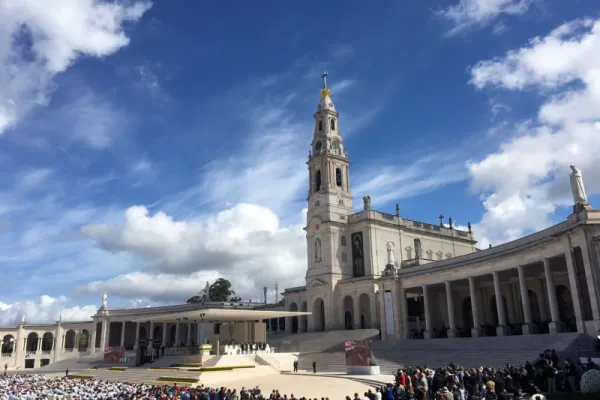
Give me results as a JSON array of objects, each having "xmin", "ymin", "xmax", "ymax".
[{"xmin": 131, "ymin": 308, "xmax": 311, "ymax": 323}]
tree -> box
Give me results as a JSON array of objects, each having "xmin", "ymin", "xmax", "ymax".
[
  {"xmin": 187, "ymin": 278, "xmax": 241, "ymax": 303},
  {"xmin": 278, "ymin": 298, "xmax": 285, "ymax": 306},
  {"xmin": 209, "ymin": 278, "xmax": 240, "ymax": 302}
]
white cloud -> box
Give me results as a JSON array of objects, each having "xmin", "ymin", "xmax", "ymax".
[
  {"xmin": 437, "ymin": 0, "xmax": 535, "ymax": 35},
  {"xmin": 466, "ymin": 18, "xmax": 600, "ymax": 247},
  {"xmin": 80, "ymin": 204, "xmax": 307, "ymax": 303},
  {"xmin": 0, "ymin": 295, "xmax": 96, "ymax": 325},
  {"xmin": 353, "ymin": 154, "xmax": 467, "ymax": 207},
  {"xmin": 0, "ymin": 0, "xmax": 151, "ymax": 135}
]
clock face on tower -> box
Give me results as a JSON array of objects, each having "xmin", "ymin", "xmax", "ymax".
[
  {"xmin": 315, "ymin": 141, "xmax": 322, "ymax": 151},
  {"xmin": 332, "ymin": 140, "xmax": 339, "ymax": 150}
]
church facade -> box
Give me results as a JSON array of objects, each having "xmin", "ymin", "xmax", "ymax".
[{"xmin": 283, "ymin": 76, "xmax": 600, "ymax": 340}]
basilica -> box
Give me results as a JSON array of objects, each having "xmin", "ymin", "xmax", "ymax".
[{"xmin": 283, "ymin": 74, "xmax": 600, "ymax": 341}]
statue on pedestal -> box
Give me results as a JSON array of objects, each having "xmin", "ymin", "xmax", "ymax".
[
  {"xmin": 570, "ymin": 165, "xmax": 590, "ymax": 211},
  {"xmin": 101, "ymin": 292, "xmax": 108, "ymax": 311},
  {"xmin": 384, "ymin": 241, "xmax": 397, "ymax": 275},
  {"xmin": 20, "ymin": 315, "xmax": 25, "ymax": 325},
  {"xmin": 362, "ymin": 196, "xmax": 371, "ymax": 210}
]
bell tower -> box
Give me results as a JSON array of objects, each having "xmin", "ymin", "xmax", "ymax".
[{"xmin": 305, "ymin": 72, "xmax": 353, "ymax": 285}]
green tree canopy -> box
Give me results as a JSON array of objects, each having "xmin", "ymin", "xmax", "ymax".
[{"xmin": 187, "ymin": 278, "xmax": 241, "ymax": 304}]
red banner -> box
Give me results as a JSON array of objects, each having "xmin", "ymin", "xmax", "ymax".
[
  {"xmin": 344, "ymin": 339, "xmax": 373, "ymax": 367},
  {"xmin": 104, "ymin": 346, "xmax": 125, "ymax": 365}
]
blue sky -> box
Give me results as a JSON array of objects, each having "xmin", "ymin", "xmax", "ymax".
[{"xmin": 1, "ymin": 0, "xmax": 600, "ymax": 324}]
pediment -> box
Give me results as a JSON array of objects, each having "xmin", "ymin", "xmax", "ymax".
[{"xmin": 306, "ymin": 279, "xmax": 327, "ymax": 289}]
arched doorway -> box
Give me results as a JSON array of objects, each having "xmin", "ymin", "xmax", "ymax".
[
  {"xmin": 358, "ymin": 293, "xmax": 371, "ymax": 329},
  {"xmin": 64, "ymin": 330, "xmax": 75, "ymax": 350},
  {"xmin": 2, "ymin": 335, "xmax": 14, "ymax": 354},
  {"xmin": 313, "ymin": 298, "xmax": 326, "ymax": 331},
  {"xmin": 94, "ymin": 322, "xmax": 102, "ymax": 349},
  {"xmin": 41, "ymin": 333, "xmax": 54, "ymax": 351},
  {"xmin": 490, "ymin": 295, "xmax": 509, "ymax": 326},
  {"xmin": 26, "ymin": 332, "xmax": 39, "ymax": 352},
  {"xmin": 289, "ymin": 303, "xmax": 299, "ymax": 334},
  {"xmin": 301, "ymin": 301, "xmax": 308, "ymax": 332},
  {"xmin": 152, "ymin": 326, "xmax": 163, "ymax": 343},
  {"xmin": 556, "ymin": 285, "xmax": 574, "ymax": 326},
  {"xmin": 528, "ymin": 290, "xmax": 542, "ymax": 322},
  {"xmin": 462, "ymin": 297, "xmax": 473, "ymax": 328},
  {"xmin": 79, "ymin": 330, "xmax": 90, "ymax": 350},
  {"xmin": 343, "ymin": 296, "xmax": 354, "ymax": 329}
]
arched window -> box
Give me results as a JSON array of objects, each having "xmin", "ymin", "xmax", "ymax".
[
  {"xmin": 405, "ymin": 247, "xmax": 413, "ymax": 260},
  {"xmin": 426, "ymin": 250, "xmax": 433, "ymax": 260},
  {"xmin": 314, "ymin": 201, "xmax": 320, "ymax": 207},
  {"xmin": 318, "ymin": 120, "xmax": 323, "ymax": 131},
  {"xmin": 341, "ymin": 236, "xmax": 347, "ymax": 246},
  {"xmin": 331, "ymin": 119, "xmax": 336, "ymax": 130},
  {"xmin": 335, "ymin": 168, "xmax": 342, "ymax": 187},
  {"xmin": 436, "ymin": 251, "xmax": 443, "ymax": 261},
  {"xmin": 338, "ymin": 199, "xmax": 344, "ymax": 206},
  {"xmin": 315, "ymin": 239, "xmax": 322, "ymax": 261},
  {"xmin": 316, "ymin": 170, "xmax": 322, "ymax": 191}
]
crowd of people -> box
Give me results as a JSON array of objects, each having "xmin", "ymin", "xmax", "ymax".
[
  {"xmin": 1, "ymin": 349, "xmax": 598, "ymax": 400},
  {"xmin": 380, "ymin": 349, "xmax": 599, "ymax": 400}
]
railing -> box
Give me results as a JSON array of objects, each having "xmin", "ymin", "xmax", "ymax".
[
  {"xmin": 0, "ymin": 353, "xmax": 12, "ymax": 358},
  {"xmin": 42, "ymin": 350, "xmax": 51, "ymax": 355},
  {"xmin": 25, "ymin": 351, "xmax": 37, "ymax": 356},
  {"xmin": 64, "ymin": 348, "xmax": 74, "ymax": 352}
]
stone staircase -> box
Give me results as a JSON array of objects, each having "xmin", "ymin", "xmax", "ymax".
[
  {"xmin": 294, "ymin": 332, "xmax": 594, "ymax": 373},
  {"xmin": 269, "ymin": 329, "xmax": 378, "ymax": 353}
]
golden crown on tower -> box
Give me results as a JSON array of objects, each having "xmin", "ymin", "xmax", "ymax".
[{"xmin": 319, "ymin": 87, "xmax": 331, "ymax": 98}]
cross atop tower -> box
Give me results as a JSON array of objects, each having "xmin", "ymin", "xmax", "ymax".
[{"xmin": 321, "ymin": 71, "xmax": 328, "ymax": 88}]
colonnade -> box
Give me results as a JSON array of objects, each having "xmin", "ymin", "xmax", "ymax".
[
  {"xmin": 93, "ymin": 319, "xmax": 204, "ymax": 354},
  {"xmin": 398, "ymin": 246, "xmax": 599, "ymax": 339}
]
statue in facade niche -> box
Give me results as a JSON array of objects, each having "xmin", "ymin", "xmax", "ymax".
[
  {"xmin": 570, "ymin": 165, "xmax": 589, "ymax": 208},
  {"xmin": 362, "ymin": 196, "xmax": 371, "ymax": 210},
  {"xmin": 414, "ymin": 238, "xmax": 422, "ymax": 260}
]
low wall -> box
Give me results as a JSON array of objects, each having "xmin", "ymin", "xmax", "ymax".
[{"xmin": 346, "ymin": 365, "xmax": 381, "ymax": 375}]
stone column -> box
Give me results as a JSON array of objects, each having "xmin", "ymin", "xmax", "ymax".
[
  {"xmin": 493, "ymin": 272, "xmax": 507, "ymax": 336},
  {"xmin": 518, "ymin": 265, "xmax": 534, "ymax": 334},
  {"xmin": 578, "ymin": 240, "xmax": 600, "ymax": 326},
  {"xmin": 544, "ymin": 258, "xmax": 563, "ymax": 333},
  {"xmin": 399, "ymin": 288, "xmax": 409, "ymax": 339},
  {"xmin": 186, "ymin": 322, "xmax": 192, "ymax": 346},
  {"xmin": 162, "ymin": 323, "xmax": 168, "ymax": 347},
  {"xmin": 54, "ymin": 323, "xmax": 62, "ymax": 362},
  {"xmin": 564, "ymin": 249, "xmax": 585, "ymax": 332},
  {"xmin": 134, "ymin": 322, "xmax": 140, "ymax": 350},
  {"xmin": 89, "ymin": 323, "xmax": 97, "ymax": 355},
  {"xmin": 468, "ymin": 277, "xmax": 480, "ymax": 337},
  {"xmin": 353, "ymin": 294, "xmax": 362, "ymax": 330},
  {"xmin": 422, "ymin": 285, "xmax": 432, "ymax": 339},
  {"xmin": 148, "ymin": 322, "xmax": 154, "ymax": 349},
  {"xmin": 120, "ymin": 321, "xmax": 126, "ymax": 347},
  {"xmin": 445, "ymin": 281, "xmax": 456, "ymax": 338},
  {"xmin": 99, "ymin": 318, "xmax": 109, "ymax": 350},
  {"xmin": 175, "ymin": 323, "xmax": 181, "ymax": 347}
]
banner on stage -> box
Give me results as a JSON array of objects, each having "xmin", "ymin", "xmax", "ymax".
[
  {"xmin": 344, "ymin": 339, "xmax": 373, "ymax": 366},
  {"xmin": 103, "ymin": 346, "xmax": 125, "ymax": 365}
]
